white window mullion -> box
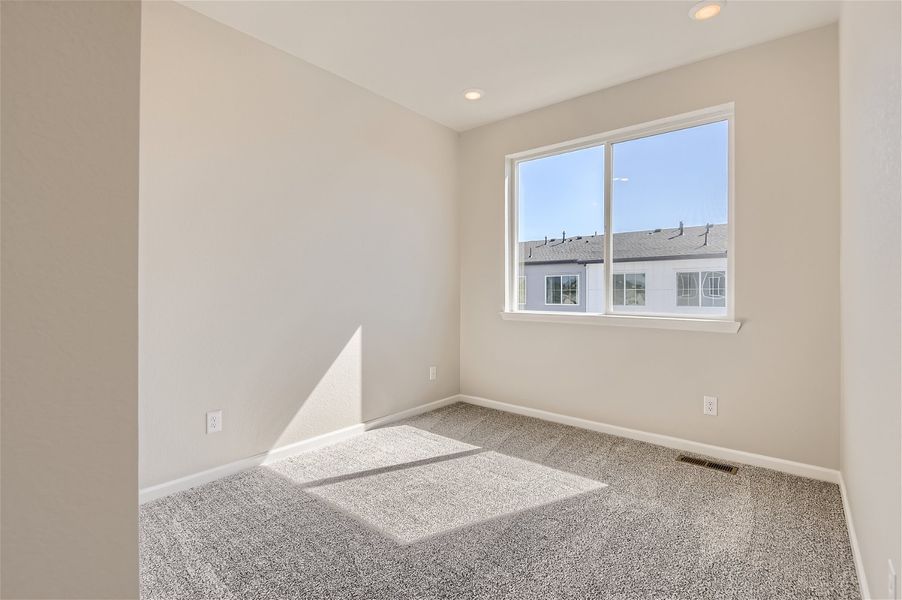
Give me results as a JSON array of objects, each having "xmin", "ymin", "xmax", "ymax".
[{"xmin": 603, "ymin": 142, "xmax": 613, "ymax": 315}]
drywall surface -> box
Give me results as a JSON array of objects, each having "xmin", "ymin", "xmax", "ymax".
[
  {"xmin": 459, "ymin": 26, "xmax": 841, "ymax": 469},
  {"xmin": 140, "ymin": 2, "xmax": 459, "ymax": 489},
  {"xmin": 1, "ymin": 1, "xmax": 141, "ymax": 597},
  {"xmin": 839, "ymin": 1, "xmax": 902, "ymax": 595}
]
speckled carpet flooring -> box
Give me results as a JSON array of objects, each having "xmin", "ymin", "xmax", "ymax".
[{"xmin": 140, "ymin": 402, "xmax": 859, "ymax": 599}]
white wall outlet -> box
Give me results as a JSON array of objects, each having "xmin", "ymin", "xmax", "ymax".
[
  {"xmin": 206, "ymin": 410, "xmax": 223, "ymax": 434},
  {"xmin": 703, "ymin": 396, "xmax": 718, "ymax": 416},
  {"xmin": 889, "ymin": 559, "xmax": 897, "ymax": 600},
  {"xmin": 429, "ymin": 366, "xmax": 437, "ymax": 381}
]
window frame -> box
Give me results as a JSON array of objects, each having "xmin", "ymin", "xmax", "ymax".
[
  {"xmin": 504, "ymin": 103, "xmax": 737, "ymax": 332},
  {"xmin": 544, "ymin": 274, "xmax": 580, "ymax": 306}
]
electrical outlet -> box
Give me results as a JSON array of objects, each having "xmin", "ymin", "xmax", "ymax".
[
  {"xmin": 703, "ymin": 396, "xmax": 718, "ymax": 416},
  {"xmin": 889, "ymin": 559, "xmax": 897, "ymax": 600},
  {"xmin": 429, "ymin": 366, "xmax": 437, "ymax": 381},
  {"xmin": 206, "ymin": 410, "xmax": 222, "ymax": 434}
]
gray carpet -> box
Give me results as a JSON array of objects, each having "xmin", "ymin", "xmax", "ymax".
[{"xmin": 140, "ymin": 402, "xmax": 859, "ymax": 599}]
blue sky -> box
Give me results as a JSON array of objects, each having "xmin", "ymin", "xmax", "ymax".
[{"xmin": 518, "ymin": 120, "xmax": 728, "ymax": 240}]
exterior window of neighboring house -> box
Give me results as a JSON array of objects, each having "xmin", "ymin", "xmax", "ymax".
[
  {"xmin": 510, "ymin": 104, "xmax": 732, "ymax": 324},
  {"xmin": 701, "ymin": 271, "xmax": 726, "ymax": 307},
  {"xmin": 517, "ymin": 276, "xmax": 526, "ymax": 310},
  {"xmin": 613, "ymin": 273, "xmax": 646, "ymax": 306},
  {"xmin": 545, "ymin": 275, "xmax": 579, "ymax": 305},
  {"xmin": 676, "ymin": 272, "xmax": 699, "ymax": 306},
  {"xmin": 677, "ymin": 271, "xmax": 726, "ymax": 307}
]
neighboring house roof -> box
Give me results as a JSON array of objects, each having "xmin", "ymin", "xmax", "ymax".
[{"xmin": 519, "ymin": 224, "xmax": 727, "ymax": 264}]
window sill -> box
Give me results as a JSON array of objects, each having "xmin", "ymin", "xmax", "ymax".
[{"xmin": 499, "ymin": 310, "xmax": 741, "ymax": 333}]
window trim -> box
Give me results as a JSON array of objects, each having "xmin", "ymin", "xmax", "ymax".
[
  {"xmin": 504, "ymin": 103, "xmax": 737, "ymax": 331},
  {"xmin": 544, "ymin": 274, "xmax": 580, "ymax": 306}
]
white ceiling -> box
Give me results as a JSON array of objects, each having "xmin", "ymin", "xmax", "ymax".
[{"xmin": 181, "ymin": 1, "xmax": 840, "ymax": 131}]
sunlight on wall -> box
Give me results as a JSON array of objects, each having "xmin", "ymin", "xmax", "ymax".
[{"xmin": 272, "ymin": 326, "xmax": 363, "ymax": 449}]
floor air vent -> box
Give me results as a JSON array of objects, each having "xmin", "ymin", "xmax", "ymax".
[{"xmin": 676, "ymin": 454, "xmax": 738, "ymax": 475}]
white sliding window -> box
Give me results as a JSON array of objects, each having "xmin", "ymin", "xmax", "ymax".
[{"xmin": 507, "ymin": 104, "xmax": 734, "ymax": 323}]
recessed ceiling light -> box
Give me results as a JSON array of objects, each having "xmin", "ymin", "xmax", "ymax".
[
  {"xmin": 689, "ymin": 1, "xmax": 723, "ymax": 21},
  {"xmin": 463, "ymin": 88, "xmax": 484, "ymax": 101}
]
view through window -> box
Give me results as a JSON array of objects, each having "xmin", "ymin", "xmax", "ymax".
[{"xmin": 513, "ymin": 110, "xmax": 730, "ymax": 318}]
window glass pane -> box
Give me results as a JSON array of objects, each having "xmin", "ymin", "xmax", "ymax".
[
  {"xmin": 613, "ymin": 274, "xmax": 624, "ymax": 306},
  {"xmin": 561, "ymin": 275, "xmax": 579, "ymax": 305},
  {"xmin": 611, "ymin": 121, "xmax": 728, "ymax": 316},
  {"xmin": 677, "ymin": 272, "xmax": 699, "ymax": 307},
  {"xmin": 617, "ymin": 273, "xmax": 646, "ymax": 305},
  {"xmin": 702, "ymin": 271, "xmax": 725, "ymax": 296},
  {"xmin": 517, "ymin": 145, "xmax": 604, "ymax": 312},
  {"xmin": 626, "ymin": 273, "xmax": 646, "ymax": 305},
  {"xmin": 546, "ymin": 276, "xmax": 562, "ymax": 305},
  {"xmin": 517, "ymin": 276, "xmax": 527, "ymax": 309},
  {"xmin": 701, "ymin": 271, "xmax": 726, "ymax": 307}
]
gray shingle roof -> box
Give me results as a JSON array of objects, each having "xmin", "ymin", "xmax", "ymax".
[{"xmin": 519, "ymin": 224, "xmax": 727, "ymax": 264}]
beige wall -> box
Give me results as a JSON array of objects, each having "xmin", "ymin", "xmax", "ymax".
[
  {"xmin": 459, "ymin": 26, "xmax": 841, "ymax": 469},
  {"xmin": 839, "ymin": 1, "xmax": 902, "ymax": 596},
  {"xmin": 139, "ymin": 2, "xmax": 460, "ymax": 489},
  {"xmin": 1, "ymin": 1, "xmax": 141, "ymax": 598}
]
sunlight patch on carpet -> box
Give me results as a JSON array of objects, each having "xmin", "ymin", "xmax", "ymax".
[{"xmin": 305, "ymin": 449, "xmax": 607, "ymax": 544}]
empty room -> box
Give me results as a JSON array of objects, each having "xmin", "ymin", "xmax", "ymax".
[{"xmin": 2, "ymin": 1, "xmax": 900, "ymax": 598}]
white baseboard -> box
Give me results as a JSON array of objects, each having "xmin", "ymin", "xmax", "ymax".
[
  {"xmin": 458, "ymin": 394, "xmax": 841, "ymax": 484},
  {"xmin": 839, "ymin": 475, "xmax": 870, "ymax": 599},
  {"xmin": 141, "ymin": 392, "xmax": 840, "ymax": 501},
  {"xmin": 139, "ymin": 423, "xmax": 365, "ymax": 504},
  {"xmin": 139, "ymin": 394, "xmax": 460, "ymax": 504},
  {"xmin": 362, "ymin": 394, "xmax": 459, "ymax": 430}
]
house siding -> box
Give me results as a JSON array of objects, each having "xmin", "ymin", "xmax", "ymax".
[
  {"xmin": 521, "ymin": 256, "xmax": 728, "ymax": 315},
  {"xmin": 521, "ymin": 264, "xmax": 586, "ymax": 312}
]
